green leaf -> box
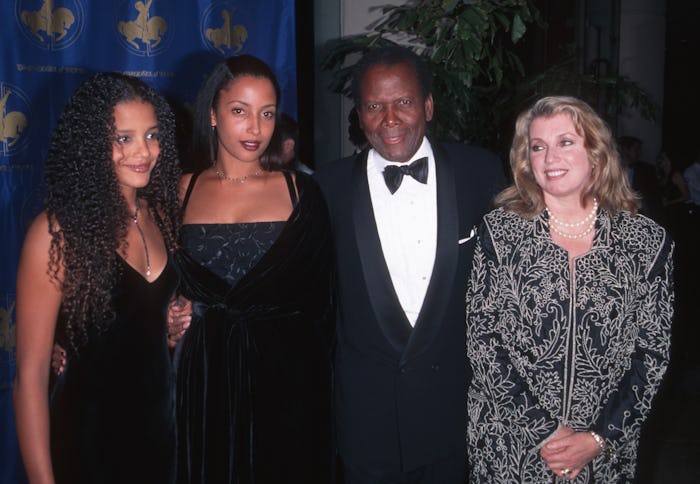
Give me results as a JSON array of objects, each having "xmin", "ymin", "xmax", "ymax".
[
  {"xmin": 443, "ymin": 0, "xmax": 459, "ymax": 14},
  {"xmin": 511, "ymin": 14, "xmax": 527, "ymax": 43},
  {"xmin": 494, "ymin": 12, "xmax": 511, "ymax": 30},
  {"xmin": 319, "ymin": 0, "xmax": 654, "ymax": 153}
]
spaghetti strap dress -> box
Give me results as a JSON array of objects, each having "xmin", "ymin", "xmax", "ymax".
[
  {"xmin": 50, "ymin": 255, "xmax": 179, "ymax": 484},
  {"xmin": 175, "ymin": 170, "xmax": 335, "ymax": 484}
]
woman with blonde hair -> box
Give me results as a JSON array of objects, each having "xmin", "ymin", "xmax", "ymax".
[{"xmin": 466, "ymin": 96, "xmax": 673, "ymax": 482}]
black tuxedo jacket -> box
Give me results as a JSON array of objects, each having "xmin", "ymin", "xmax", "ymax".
[{"xmin": 315, "ymin": 141, "xmax": 505, "ymax": 473}]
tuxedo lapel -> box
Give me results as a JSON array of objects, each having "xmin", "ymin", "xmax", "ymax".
[
  {"xmin": 352, "ymin": 152, "xmax": 412, "ymax": 353},
  {"xmin": 401, "ymin": 143, "xmax": 459, "ymax": 365}
]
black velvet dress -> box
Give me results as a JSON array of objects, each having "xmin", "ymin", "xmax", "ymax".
[
  {"xmin": 175, "ymin": 171, "xmax": 335, "ymax": 484},
  {"xmin": 50, "ymin": 255, "xmax": 178, "ymax": 484}
]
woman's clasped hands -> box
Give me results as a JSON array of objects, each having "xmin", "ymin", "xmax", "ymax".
[{"xmin": 540, "ymin": 426, "xmax": 602, "ymax": 480}]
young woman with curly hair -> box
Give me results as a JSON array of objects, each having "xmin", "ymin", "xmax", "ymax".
[{"xmin": 13, "ymin": 72, "xmax": 182, "ymax": 483}]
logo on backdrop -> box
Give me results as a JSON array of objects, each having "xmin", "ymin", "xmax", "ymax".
[
  {"xmin": 201, "ymin": 3, "xmax": 248, "ymax": 56},
  {"xmin": 117, "ymin": 0, "xmax": 172, "ymax": 56},
  {"xmin": 0, "ymin": 83, "xmax": 31, "ymax": 158},
  {"xmin": 15, "ymin": 0, "xmax": 84, "ymax": 50}
]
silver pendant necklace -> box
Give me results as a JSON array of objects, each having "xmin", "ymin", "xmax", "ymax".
[{"xmin": 131, "ymin": 198, "xmax": 152, "ymax": 277}]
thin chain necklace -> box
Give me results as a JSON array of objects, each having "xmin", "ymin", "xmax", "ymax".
[
  {"xmin": 214, "ymin": 164, "xmax": 262, "ymax": 183},
  {"xmin": 546, "ymin": 198, "xmax": 598, "ymax": 239},
  {"xmin": 131, "ymin": 198, "xmax": 151, "ymax": 277}
]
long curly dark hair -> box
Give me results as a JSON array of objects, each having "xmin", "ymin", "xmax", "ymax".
[{"xmin": 44, "ymin": 72, "xmax": 181, "ymax": 351}]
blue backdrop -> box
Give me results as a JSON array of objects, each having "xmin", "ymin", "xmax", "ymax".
[{"xmin": 0, "ymin": 1, "xmax": 296, "ymax": 481}]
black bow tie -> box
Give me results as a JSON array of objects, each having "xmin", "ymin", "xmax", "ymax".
[{"xmin": 382, "ymin": 157, "xmax": 429, "ymax": 194}]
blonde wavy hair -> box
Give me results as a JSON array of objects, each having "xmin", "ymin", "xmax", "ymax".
[{"xmin": 495, "ymin": 95, "xmax": 639, "ymax": 218}]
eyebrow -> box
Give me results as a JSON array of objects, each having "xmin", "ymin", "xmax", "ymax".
[
  {"xmin": 114, "ymin": 124, "xmax": 159, "ymax": 132},
  {"xmin": 224, "ymin": 99, "xmax": 276, "ymax": 109},
  {"xmin": 364, "ymin": 95, "xmax": 415, "ymax": 103},
  {"xmin": 530, "ymin": 132, "xmax": 579, "ymax": 140}
]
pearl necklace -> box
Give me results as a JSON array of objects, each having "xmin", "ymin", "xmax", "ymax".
[
  {"xmin": 131, "ymin": 198, "xmax": 151, "ymax": 277},
  {"xmin": 546, "ymin": 198, "xmax": 598, "ymax": 239},
  {"xmin": 215, "ymin": 165, "xmax": 262, "ymax": 183},
  {"xmin": 546, "ymin": 198, "xmax": 598, "ymax": 227},
  {"xmin": 549, "ymin": 220, "xmax": 596, "ymax": 239}
]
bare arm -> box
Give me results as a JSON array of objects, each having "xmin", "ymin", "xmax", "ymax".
[{"xmin": 13, "ymin": 212, "xmax": 62, "ymax": 484}]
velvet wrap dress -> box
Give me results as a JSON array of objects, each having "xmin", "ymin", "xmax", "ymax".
[{"xmin": 174, "ymin": 171, "xmax": 335, "ymax": 484}]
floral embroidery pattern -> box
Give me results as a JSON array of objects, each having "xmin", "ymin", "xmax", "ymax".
[{"xmin": 466, "ymin": 208, "xmax": 673, "ymax": 483}]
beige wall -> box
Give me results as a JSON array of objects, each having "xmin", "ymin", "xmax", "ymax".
[
  {"xmin": 314, "ymin": 0, "xmax": 387, "ymax": 165},
  {"xmin": 618, "ymin": 0, "xmax": 666, "ymax": 163}
]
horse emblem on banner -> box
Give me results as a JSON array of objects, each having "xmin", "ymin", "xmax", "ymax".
[
  {"xmin": 202, "ymin": 5, "xmax": 248, "ymax": 55},
  {"xmin": 0, "ymin": 300, "xmax": 16, "ymax": 354},
  {"xmin": 117, "ymin": 0, "xmax": 170, "ymax": 56},
  {"xmin": 0, "ymin": 85, "xmax": 30, "ymax": 157},
  {"xmin": 16, "ymin": 0, "xmax": 83, "ymax": 50}
]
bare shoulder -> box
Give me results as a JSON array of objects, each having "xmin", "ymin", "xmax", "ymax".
[
  {"xmin": 266, "ymin": 169, "xmax": 293, "ymax": 184},
  {"xmin": 22, "ymin": 211, "xmax": 54, "ymax": 257}
]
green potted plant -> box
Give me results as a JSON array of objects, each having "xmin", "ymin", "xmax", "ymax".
[{"xmin": 321, "ymin": 0, "xmax": 654, "ymax": 159}]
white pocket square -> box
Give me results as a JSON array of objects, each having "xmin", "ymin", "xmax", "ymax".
[{"xmin": 458, "ymin": 226, "xmax": 477, "ymax": 245}]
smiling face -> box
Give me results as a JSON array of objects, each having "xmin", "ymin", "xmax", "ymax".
[
  {"xmin": 111, "ymin": 100, "xmax": 160, "ymax": 199},
  {"xmin": 357, "ymin": 62, "xmax": 433, "ymax": 163},
  {"xmin": 210, "ymin": 75, "xmax": 277, "ymax": 165},
  {"xmin": 529, "ymin": 112, "xmax": 593, "ymax": 206}
]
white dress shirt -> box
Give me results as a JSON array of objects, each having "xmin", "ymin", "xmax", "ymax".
[{"xmin": 367, "ymin": 137, "xmax": 437, "ymax": 326}]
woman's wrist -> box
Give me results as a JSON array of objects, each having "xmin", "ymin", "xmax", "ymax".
[{"xmin": 589, "ymin": 431, "xmax": 614, "ymax": 461}]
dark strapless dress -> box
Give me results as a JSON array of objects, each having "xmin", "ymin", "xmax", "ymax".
[
  {"xmin": 50, "ymin": 256, "xmax": 178, "ymax": 484},
  {"xmin": 179, "ymin": 222, "xmax": 283, "ymax": 287},
  {"xmin": 175, "ymin": 171, "xmax": 335, "ymax": 484}
]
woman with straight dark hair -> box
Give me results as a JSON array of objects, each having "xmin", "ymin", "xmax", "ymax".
[{"xmin": 174, "ymin": 55, "xmax": 334, "ymax": 483}]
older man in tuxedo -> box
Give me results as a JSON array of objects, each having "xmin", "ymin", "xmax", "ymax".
[{"xmin": 315, "ymin": 46, "xmax": 505, "ymax": 483}]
